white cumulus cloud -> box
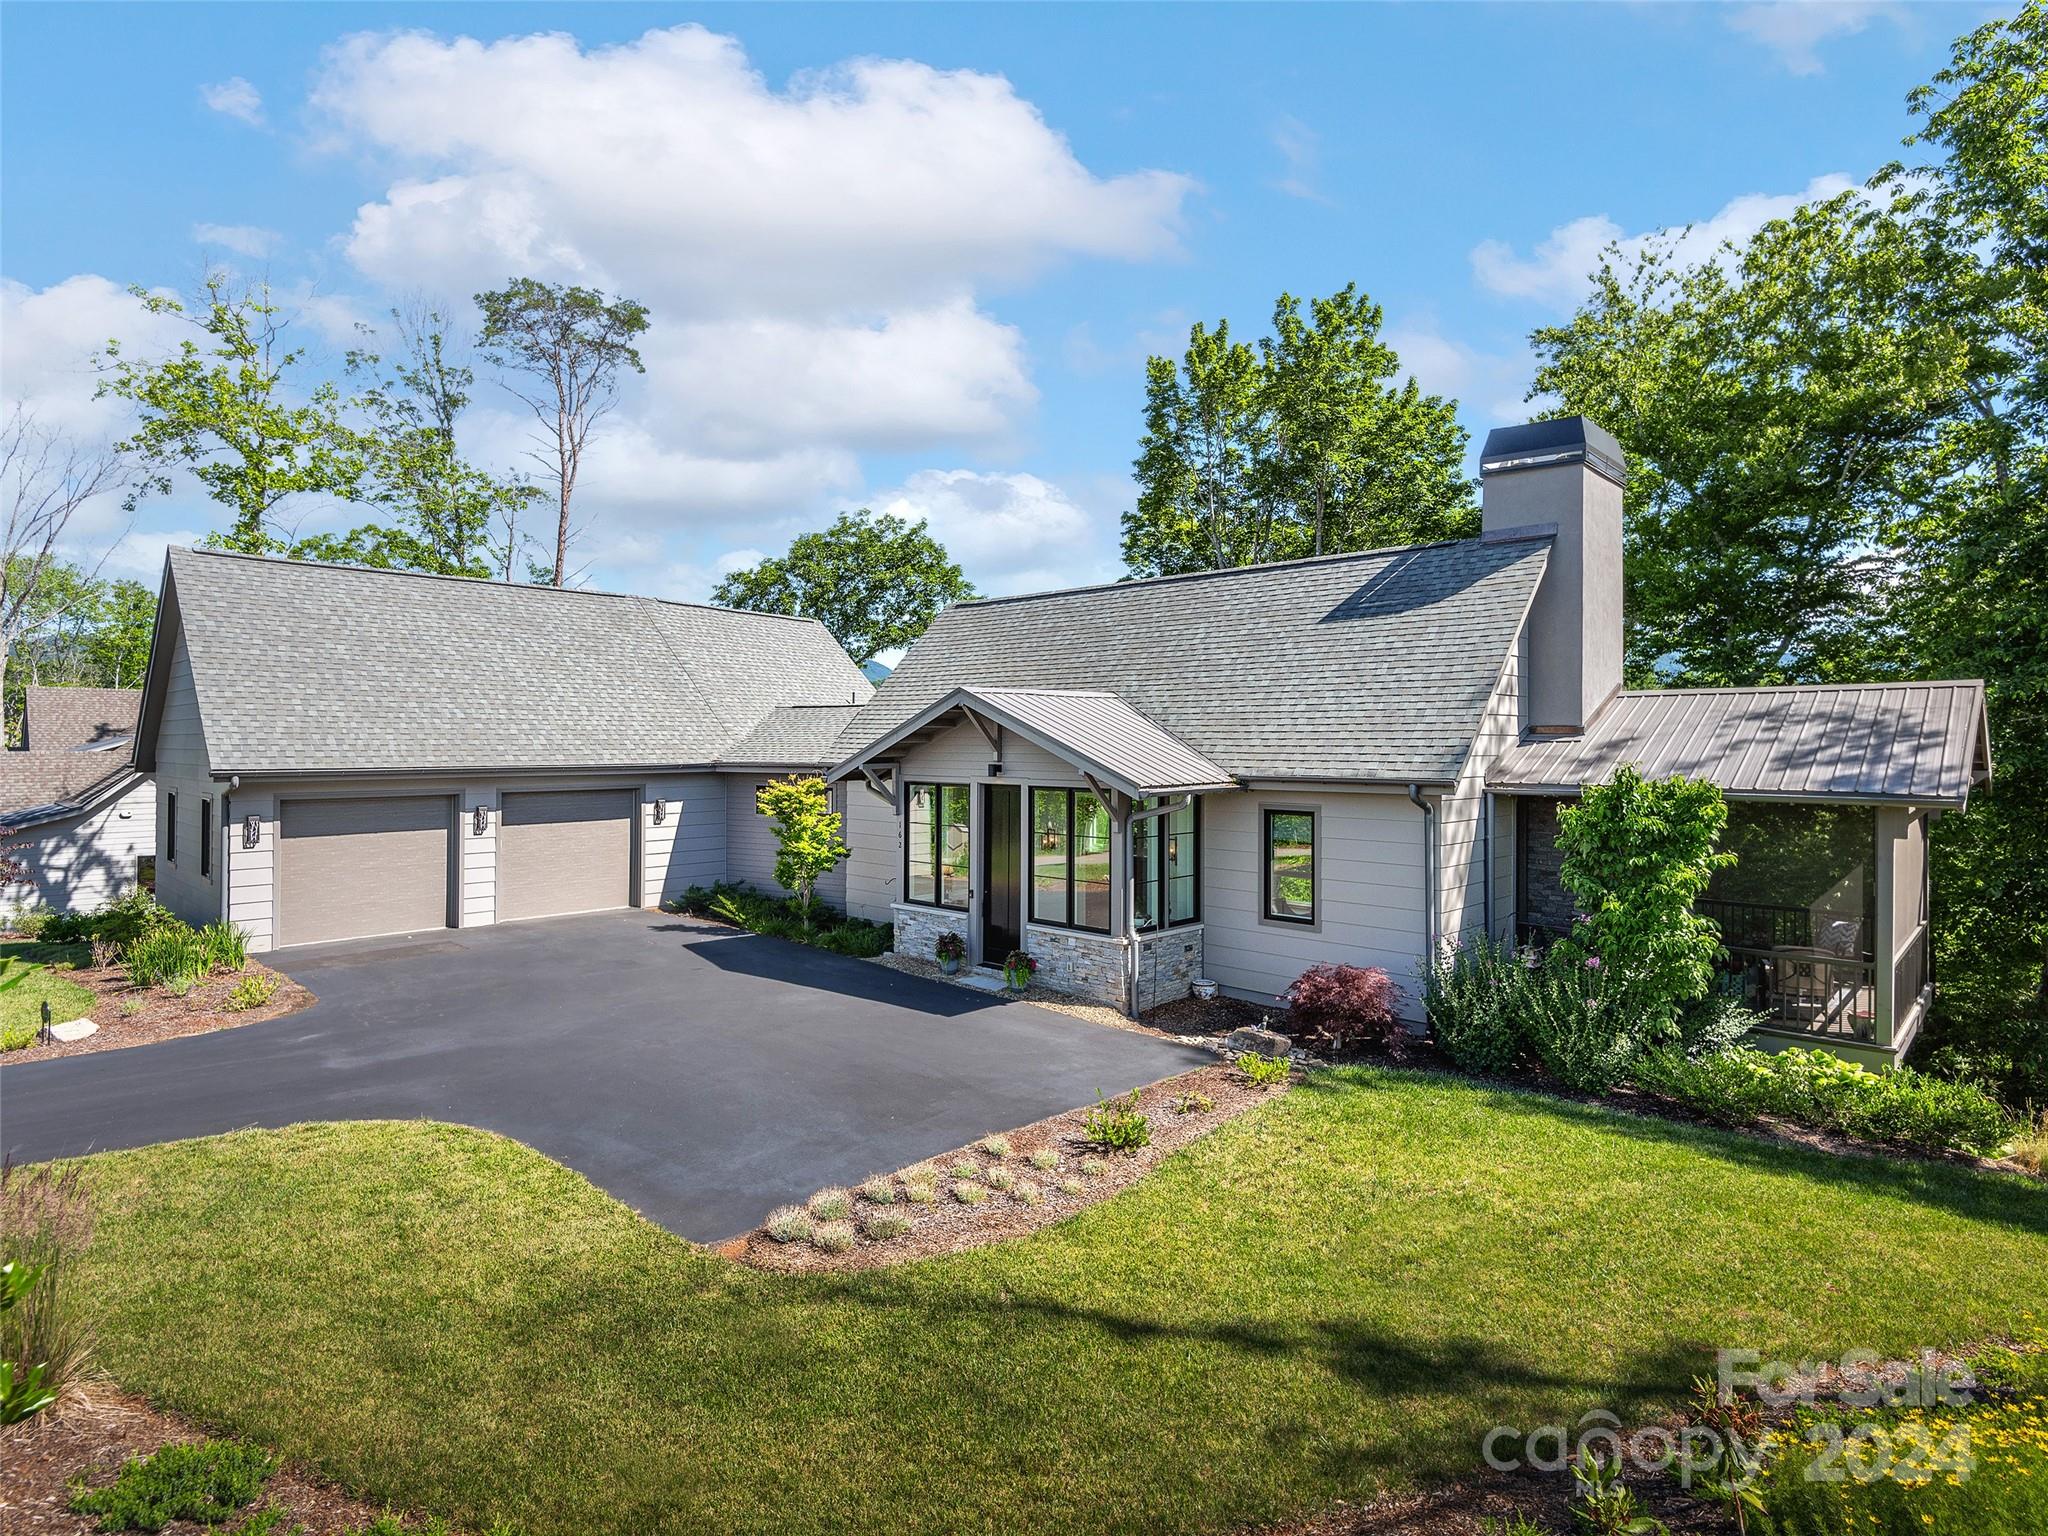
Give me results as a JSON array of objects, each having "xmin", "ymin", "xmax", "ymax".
[
  {"xmin": 870, "ymin": 468, "xmax": 1113, "ymax": 597},
  {"xmin": 1726, "ymin": 2, "xmax": 1907, "ymax": 77},
  {"xmin": 192, "ymin": 223, "xmax": 282, "ymax": 258},
  {"xmin": 1470, "ymin": 173, "xmax": 1858, "ymax": 311},
  {"xmin": 200, "ymin": 76, "xmax": 265, "ymax": 126}
]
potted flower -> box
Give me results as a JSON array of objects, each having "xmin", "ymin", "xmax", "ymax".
[
  {"xmin": 934, "ymin": 930, "xmax": 966, "ymax": 975},
  {"xmin": 1003, "ymin": 948, "xmax": 1037, "ymax": 993}
]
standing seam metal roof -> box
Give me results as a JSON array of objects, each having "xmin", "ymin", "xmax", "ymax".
[{"xmin": 1486, "ymin": 682, "xmax": 1990, "ymax": 804}]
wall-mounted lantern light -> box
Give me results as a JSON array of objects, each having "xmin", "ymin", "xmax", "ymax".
[
  {"xmin": 652, "ymin": 798, "xmax": 668, "ymax": 825},
  {"xmin": 242, "ymin": 814, "xmax": 261, "ymax": 849},
  {"xmin": 473, "ymin": 805, "xmax": 490, "ymax": 836}
]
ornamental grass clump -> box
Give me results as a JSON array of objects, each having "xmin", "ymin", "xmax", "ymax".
[
  {"xmin": 2, "ymin": 1159, "xmax": 95, "ymax": 1417},
  {"xmin": 1013, "ymin": 1180, "xmax": 1044, "ymax": 1208},
  {"xmin": 861, "ymin": 1209, "xmax": 911, "ymax": 1241},
  {"xmin": 810, "ymin": 1220, "xmax": 856, "ymax": 1255},
  {"xmin": 951, "ymin": 1180, "xmax": 987, "ymax": 1206},
  {"xmin": 1081, "ymin": 1089, "xmax": 1151, "ymax": 1153},
  {"xmin": 983, "ymin": 1166, "xmax": 1017, "ymax": 1192},
  {"xmin": 1028, "ymin": 1147, "xmax": 1059, "ymax": 1170},
  {"xmin": 949, "ymin": 1159, "xmax": 980, "ymax": 1180},
  {"xmin": 1078, "ymin": 1157, "xmax": 1107, "ymax": 1179},
  {"xmin": 1057, "ymin": 1176, "xmax": 1085, "ymax": 1197},
  {"xmin": 807, "ymin": 1187, "xmax": 853, "ymax": 1223},
  {"xmin": 764, "ymin": 1206, "xmax": 813, "ymax": 1244},
  {"xmin": 902, "ymin": 1172, "xmax": 938, "ymax": 1206},
  {"xmin": 859, "ymin": 1176, "xmax": 897, "ymax": 1205},
  {"xmin": 977, "ymin": 1133, "xmax": 1012, "ymax": 1159}
]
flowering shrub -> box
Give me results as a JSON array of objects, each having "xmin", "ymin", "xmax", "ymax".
[
  {"xmin": 1279, "ymin": 963, "xmax": 1400, "ymax": 1052},
  {"xmin": 1632, "ymin": 1045, "xmax": 2015, "ymax": 1156},
  {"xmin": 1422, "ymin": 936, "xmax": 1528, "ymax": 1075},
  {"xmin": 1520, "ymin": 945, "xmax": 1641, "ymax": 1094}
]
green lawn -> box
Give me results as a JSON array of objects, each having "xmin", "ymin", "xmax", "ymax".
[
  {"xmin": 0, "ymin": 940, "xmax": 93, "ymax": 1049},
  {"xmin": 69, "ymin": 1069, "xmax": 2048, "ymax": 1536}
]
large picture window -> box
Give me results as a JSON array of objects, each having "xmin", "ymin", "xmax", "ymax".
[
  {"xmin": 1133, "ymin": 797, "xmax": 1201, "ymax": 930},
  {"xmin": 905, "ymin": 782, "xmax": 971, "ymax": 910},
  {"xmin": 1029, "ymin": 787, "xmax": 1111, "ymax": 932},
  {"xmin": 1264, "ymin": 808, "xmax": 1316, "ymax": 924}
]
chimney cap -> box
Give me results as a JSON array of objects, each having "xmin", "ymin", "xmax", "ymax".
[{"xmin": 1480, "ymin": 415, "xmax": 1625, "ymax": 486}]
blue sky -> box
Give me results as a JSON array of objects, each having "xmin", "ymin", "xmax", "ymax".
[{"xmin": 0, "ymin": 1, "xmax": 2006, "ymax": 604}]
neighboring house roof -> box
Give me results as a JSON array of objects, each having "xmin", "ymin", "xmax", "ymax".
[
  {"xmin": 1487, "ymin": 681, "xmax": 1991, "ymax": 806},
  {"xmin": 831, "ymin": 537, "xmax": 1551, "ymax": 787},
  {"xmin": 140, "ymin": 548, "xmax": 873, "ymax": 776},
  {"xmin": 3, "ymin": 686, "xmax": 147, "ymax": 830},
  {"xmin": 721, "ymin": 704, "xmax": 868, "ymax": 768},
  {"xmin": 834, "ymin": 686, "xmax": 1235, "ymax": 799},
  {"xmin": 22, "ymin": 685, "xmax": 141, "ymax": 752}
]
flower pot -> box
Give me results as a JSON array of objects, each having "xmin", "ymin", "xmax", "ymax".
[
  {"xmin": 1004, "ymin": 968, "xmax": 1032, "ymax": 993},
  {"xmin": 938, "ymin": 956, "xmax": 960, "ymax": 976}
]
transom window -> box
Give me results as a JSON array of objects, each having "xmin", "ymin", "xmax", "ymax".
[
  {"xmin": 1030, "ymin": 788, "xmax": 1111, "ymax": 932},
  {"xmin": 1264, "ymin": 808, "xmax": 1316, "ymax": 924},
  {"xmin": 1133, "ymin": 797, "xmax": 1200, "ymax": 930},
  {"xmin": 905, "ymin": 782, "xmax": 971, "ymax": 910}
]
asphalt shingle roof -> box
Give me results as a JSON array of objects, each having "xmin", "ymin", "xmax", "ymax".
[
  {"xmin": 23, "ymin": 686, "xmax": 140, "ymax": 752},
  {"xmin": 834, "ymin": 537, "xmax": 1549, "ymax": 785},
  {"xmin": 721, "ymin": 704, "xmax": 867, "ymax": 767},
  {"xmin": 162, "ymin": 549, "xmax": 871, "ymax": 775},
  {"xmin": 1488, "ymin": 681, "xmax": 1991, "ymax": 806}
]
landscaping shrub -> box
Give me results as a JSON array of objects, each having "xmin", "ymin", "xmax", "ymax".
[
  {"xmin": 1173, "ymin": 1089, "xmax": 1215, "ymax": 1114},
  {"xmin": 861, "ymin": 1209, "xmax": 910, "ymax": 1241},
  {"xmin": 1555, "ymin": 764, "xmax": 1736, "ymax": 1042},
  {"xmin": 1081, "ymin": 1089, "xmax": 1151, "ymax": 1152},
  {"xmin": 809, "ymin": 1220, "xmax": 856, "ymax": 1254},
  {"xmin": 67, "ymin": 1438, "xmax": 277, "ymax": 1531},
  {"xmin": 1279, "ymin": 963, "xmax": 1399, "ymax": 1052},
  {"xmin": 1423, "ymin": 935, "xmax": 1530, "ymax": 1075},
  {"xmin": 1675, "ymin": 989, "xmax": 1761, "ymax": 1059},
  {"xmin": 122, "ymin": 925, "xmax": 210, "ymax": 990},
  {"xmin": 675, "ymin": 882, "xmax": 892, "ymax": 958},
  {"xmin": 222, "ymin": 973, "xmax": 281, "ymax": 1012},
  {"xmin": 753, "ymin": 777, "xmax": 849, "ymax": 933},
  {"xmin": 807, "ymin": 1187, "xmax": 853, "ymax": 1223},
  {"xmin": 1235, "ymin": 1052, "xmax": 1290, "ymax": 1089},
  {"xmin": 89, "ymin": 890, "xmax": 179, "ymax": 949},
  {"xmin": 1, "ymin": 1160, "xmax": 94, "ymax": 1416},
  {"xmin": 1521, "ymin": 948, "xmax": 1641, "ymax": 1094},
  {"xmin": 763, "ymin": 1206, "xmax": 812, "ymax": 1244},
  {"xmin": 1632, "ymin": 1046, "xmax": 2016, "ymax": 1157}
]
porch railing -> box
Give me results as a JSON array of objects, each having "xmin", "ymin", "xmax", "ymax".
[{"xmin": 1894, "ymin": 923, "xmax": 1930, "ymax": 1020}]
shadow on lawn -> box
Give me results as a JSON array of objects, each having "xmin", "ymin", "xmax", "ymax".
[{"xmin": 1294, "ymin": 1068, "xmax": 2048, "ymax": 1241}]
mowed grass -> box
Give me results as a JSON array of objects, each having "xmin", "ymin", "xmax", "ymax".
[
  {"xmin": 0, "ymin": 940, "xmax": 94, "ymax": 1048},
  {"xmin": 71, "ymin": 1068, "xmax": 2048, "ymax": 1536}
]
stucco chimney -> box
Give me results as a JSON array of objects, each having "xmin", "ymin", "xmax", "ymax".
[{"xmin": 1479, "ymin": 416, "xmax": 1625, "ymax": 734}]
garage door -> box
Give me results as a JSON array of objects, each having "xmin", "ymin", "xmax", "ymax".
[
  {"xmin": 498, "ymin": 790, "xmax": 634, "ymax": 922},
  {"xmin": 278, "ymin": 796, "xmax": 453, "ymax": 947}
]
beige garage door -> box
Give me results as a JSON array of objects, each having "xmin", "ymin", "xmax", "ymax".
[
  {"xmin": 278, "ymin": 796, "xmax": 453, "ymax": 947},
  {"xmin": 498, "ymin": 790, "xmax": 634, "ymax": 922}
]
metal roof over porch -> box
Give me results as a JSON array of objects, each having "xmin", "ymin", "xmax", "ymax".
[{"xmin": 1487, "ymin": 680, "xmax": 1991, "ymax": 806}]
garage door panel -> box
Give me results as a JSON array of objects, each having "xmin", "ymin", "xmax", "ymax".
[
  {"xmin": 499, "ymin": 790, "xmax": 633, "ymax": 922},
  {"xmin": 279, "ymin": 796, "xmax": 453, "ymax": 947}
]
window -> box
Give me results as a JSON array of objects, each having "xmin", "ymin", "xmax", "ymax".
[
  {"xmin": 1028, "ymin": 787, "xmax": 1111, "ymax": 932},
  {"xmin": 1133, "ymin": 797, "xmax": 1201, "ymax": 930},
  {"xmin": 200, "ymin": 797, "xmax": 213, "ymax": 878},
  {"xmin": 1264, "ymin": 808, "xmax": 1316, "ymax": 924},
  {"xmin": 905, "ymin": 782, "xmax": 970, "ymax": 910},
  {"xmin": 166, "ymin": 792, "xmax": 177, "ymax": 863}
]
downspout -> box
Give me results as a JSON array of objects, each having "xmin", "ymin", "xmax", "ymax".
[{"xmin": 1409, "ymin": 784, "xmax": 1435, "ymax": 960}]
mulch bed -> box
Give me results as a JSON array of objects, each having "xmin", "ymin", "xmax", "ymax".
[
  {"xmin": 729, "ymin": 1061, "xmax": 1289, "ymax": 1272},
  {"xmin": 0, "ymin": 1382, "xmax": 416, "ymax": 1534},
  {"xmin": 0, "ymin": 954, "xmax": 312, "ymax": 1066}
]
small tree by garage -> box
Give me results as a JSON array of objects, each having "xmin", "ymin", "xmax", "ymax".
[{"xmin": 755, "ymin": 778, "xmax": 849, "ymax": 934}]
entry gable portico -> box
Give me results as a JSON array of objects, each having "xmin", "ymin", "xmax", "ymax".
[{"xmin": 827, "ymin": 685, "xmax": 1237, "ymax": 803}]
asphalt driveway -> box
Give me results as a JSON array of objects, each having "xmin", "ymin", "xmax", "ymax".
[{"xmin": 0, "ymin": 910, "xmax": 1204, "ymax": 1240}]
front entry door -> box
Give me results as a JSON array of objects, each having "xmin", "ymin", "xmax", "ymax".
[{"xmin": 982, "ymin": 783, "xmax": 1022, "ymax": 961}]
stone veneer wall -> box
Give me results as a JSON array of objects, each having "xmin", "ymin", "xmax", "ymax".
[
  {"xmin": 1025, "ymin": 924, "xmax": 1204, "ymax": 1013},
  {"xmin": 1519, "ymin": 795, "xmax": 1574, "ymax": 933},
  {"xmin": 890, "ymin": 902, "xmax": 969, "ymax": 964}
]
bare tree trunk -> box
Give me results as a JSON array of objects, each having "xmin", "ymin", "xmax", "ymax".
[{"xmin": 553, "ymin": 401, "xmax": 573, "ymax": 586}]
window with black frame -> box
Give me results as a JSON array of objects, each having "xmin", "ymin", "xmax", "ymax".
[
  {"xmin": 1264, "ymin": 808, "xmax": 1315, "ymax": 923},
  {"xmin": 1133, "ymin": 797, "xmax": 1200, "ymax": 930},
  {"xmin": 1029, "ymin": 787, "xmax": 1111, "ymax": 932},
  {"xmin": 905, "ymin": 782, "xmax": 971, "ymax": 910}
]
